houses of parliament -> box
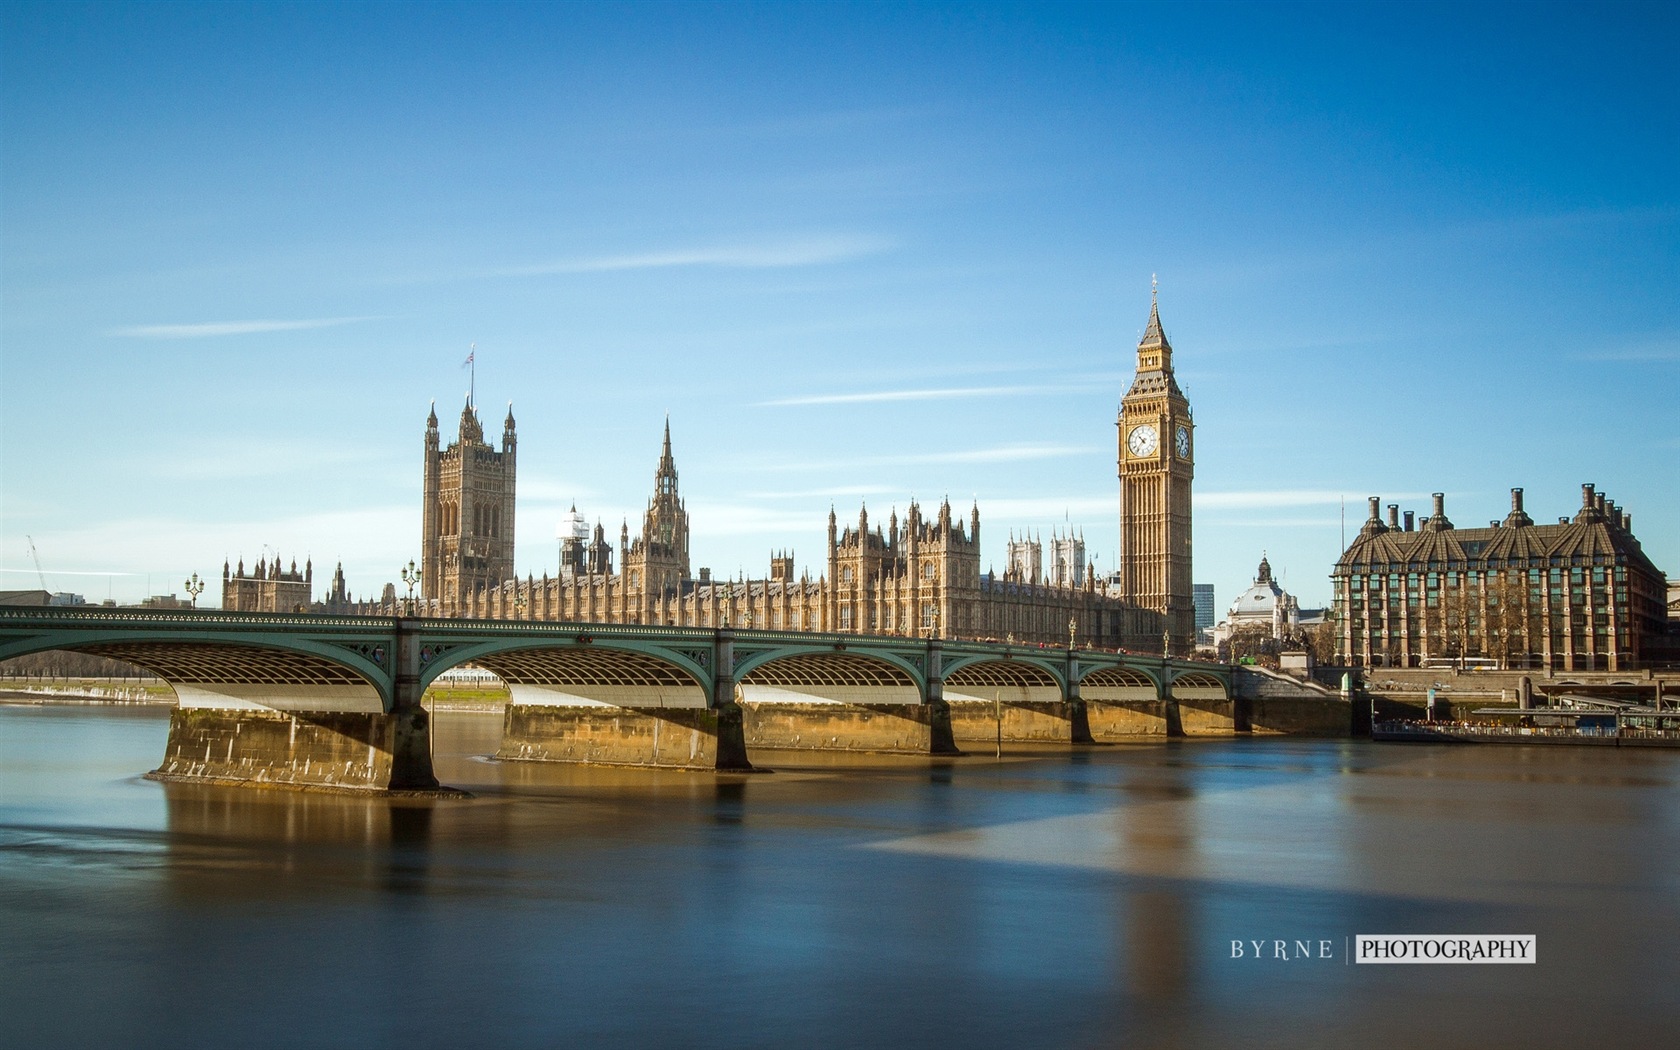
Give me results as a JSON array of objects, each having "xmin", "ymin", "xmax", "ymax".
[{"xmin": 241, "ymin": 295, "xmax": 1198, "ymax": 652}]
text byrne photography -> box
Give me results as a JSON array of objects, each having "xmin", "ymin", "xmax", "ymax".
[
  {"xmin": 1229, "ymin": 935, "xmax": 1538, "ymax": 964},
  {"xmin": 2, "ymin": 3, "xmax": 1678, "ymax": 1049}
]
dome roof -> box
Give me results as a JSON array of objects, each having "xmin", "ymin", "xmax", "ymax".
[
  {"xmin": 1228, "ymin": 579, "xmax": 1285, "ymax": 619},
  {"xmin": 1225, "ymin": 553, "xmax": 1287, "ymax": 621}
]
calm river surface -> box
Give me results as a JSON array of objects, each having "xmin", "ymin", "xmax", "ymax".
[{"xmin": 3, "ymin": 702, "xmax": 1678, "ymax": 1049}]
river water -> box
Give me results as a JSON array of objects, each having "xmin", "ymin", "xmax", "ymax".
[{"xmin": 2, "ymin": 703, "xmax": 1677, "ymax": 1049}]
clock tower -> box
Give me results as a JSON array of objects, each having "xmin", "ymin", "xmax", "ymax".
[{"xmin": 1118, "ymin": 283, "xmax": 1195, "ymax": 652}]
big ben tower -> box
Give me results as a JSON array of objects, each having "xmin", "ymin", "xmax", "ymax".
[{"xmin": 1118, "ymin": 280, "xmax": 1194, "ymax": 652}]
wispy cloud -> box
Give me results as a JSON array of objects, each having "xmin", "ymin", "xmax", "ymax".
[
  {"xmin": 143, "ymin": 443, "xmax": 386, "ymax": 482},
  {"xmin": 0, "ymin": 567, "xmax": 141, "ymax": 577},
  {"xmin": 110, "ymin": 316, "xmax": 380, "ymax": 339},
  {"xmin": 1581, "ymin": 336, "xmax": 1680, "ymax": 363},
  {"xmin": 972, "ymin": 496, "xmax": 1114, "ymax": 522},
  {"xmin": 759, "ymin": 383, "xmax": 1085, "ymax": 407},
  {"xmin": 518, "ymin": 477, "xmax": 599, "ymax": 503},
  {"xmin": 499, "ymin": 235, "xmax": 891, "ymax": 277},
  {"xmin": 1196, "ymin": 490, "xmax": 1428, "ymax": 510},
  {"xmin": 683, "ymin": 502, "xmax": 824, "ymax": 539},
  {"xmin": 761, "ymin": 445, "xmax": 1093, "ymax": 473},
  {"xmin": 745, "ymin": 485, "xmax": 895, "ymax": 500}
]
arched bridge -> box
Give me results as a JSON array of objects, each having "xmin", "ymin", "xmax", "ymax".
[{"xmin": 0, "ymin": 608, "xmax": 1235, "ymax": 790}]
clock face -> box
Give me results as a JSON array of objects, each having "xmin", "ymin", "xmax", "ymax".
[
  {"xmin": 1175, "ymin": 425, "xmax": 1191, "ymax": 459},
  {"xmin": 1127, "ymin": 424, "xmax": 1159, "ymax": 457}
]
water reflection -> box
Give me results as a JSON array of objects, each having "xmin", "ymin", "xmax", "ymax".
[
  {"xmin": 5, "ymin": 704, "xmax": 1680, "ymax": 1049},
  {"xmin": 160, "ymin": 786, "xmax": 438, "ymax": 895}
]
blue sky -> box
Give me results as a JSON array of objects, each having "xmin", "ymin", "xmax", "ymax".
[{"xmin": 2, "ymin": 1, "xmax": 1676, "ymax": 612}]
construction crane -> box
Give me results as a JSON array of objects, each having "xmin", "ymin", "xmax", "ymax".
[{"xmin": 26, "ymin": 535, "xmax": 48, "ymax": 590}]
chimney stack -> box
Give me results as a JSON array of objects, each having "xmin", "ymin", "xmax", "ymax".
[
  {"xmin": 1512, "ymin": 488, "xmax": 1524, "ymax": 514},
  {"xmin": 1387, "ymin": 504, "xmax": 1400, "ymax": 529},
  {"xmin": 1403, "ymin": 510, "xmax": 1415, "ymax": 532},
  {"xmin": 1367, "ymin": 496, "xmax": 1381, "ymax": 521}
]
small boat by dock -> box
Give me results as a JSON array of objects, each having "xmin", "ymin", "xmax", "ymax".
[{"xmin": 1374, "ymin": 697, "xmax": 1680, "ymax": 748}]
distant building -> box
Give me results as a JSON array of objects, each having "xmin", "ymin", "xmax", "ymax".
[
  {"xmin": 48, "ymin": 592, "xmax": 85, "ymax": 607},
  {"xmin": 138, "ymin": 594, "xmax": 192, "ymax": 610},
  {"xmin": 1005, "ymin": 532, "xmax": 1043, "ymax": 584},
  {"xmin": 222, "ymin": 556, "xmax": 311, "ymax": 613},
  {"xmin": 1331, "ymin": 487, "xmax": 1670, "ymax": 671},
  {"xmin": 0, "ymin": 590, "xmax": 51, "ymax": 607},
  {"xmin": 1193, "ymin": 583, "xmax": 1216, "ymax": 639},
  {"xmin": 1211, "ymin": 553, "xmax": 1301, "ymax": 651},
  {"xmin": 1047, "ymin": 529, "xmax": 1086, "ymax": 589}
]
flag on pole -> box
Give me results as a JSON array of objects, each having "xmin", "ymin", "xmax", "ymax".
[{"xmin": 462, "ymin": 342, "xmax": 475, "ymax": 368}]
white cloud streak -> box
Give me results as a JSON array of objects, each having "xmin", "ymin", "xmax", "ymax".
[
  {"xmin": 759, "ymin": 384, "xmax": 1083, "ymax": 407},
  {"xmin": 1195, "ymin": 490, "xmax": 1429, "ymax": 510},
  {"xmin": 499, "ymin": 235, "xmax": 891, "ymax": 277},
  {"xmin": 110, "ymin": 316, "xmax": 381, "ymax": 339},
  {"xmin": 759, "ymin": 445, "xmax": 1093, "ymax": 472},
  {"xmin": 0, "ymin": 567, "xmax": 141, "ymax": 577}
]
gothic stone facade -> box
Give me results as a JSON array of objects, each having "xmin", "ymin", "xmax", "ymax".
[
  {"xmin": 408, "ymin": 418, "xmax": 1162, "ymax": 649},
  {"xmin": 403, "ymin": 297, "xmax": 1174, "ymax": 648},
  {"xmin": 1332, "ymin": 486, "xmax": 1669, "ymax": 671},
  {"xmin": 222, "ymin": 556, "xmax": 312, "ymax": 613},
  {"xmin": 422, "ymin": 398, "xmax": 516, "ymax": 612},
  {"xmin": 1117, "ymin": 291, "xmax": 1195, "ymax": 652}
]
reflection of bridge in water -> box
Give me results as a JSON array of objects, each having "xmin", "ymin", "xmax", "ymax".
[{"xmin": 1, "ymin": 609, "xmax": 1253, "ymax": 793}]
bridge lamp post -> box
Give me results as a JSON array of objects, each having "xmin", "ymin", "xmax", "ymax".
[
  {"xmin": 1068, "ymin": 616, "xmax": 1077, "ymax": 651},
  {"xmin": 401, "ymin": 560, "xmax": 420, "ymax": 616},
  {"xmin": 183, "ymin": 573, "xmax": 204, "ymax": 608}
]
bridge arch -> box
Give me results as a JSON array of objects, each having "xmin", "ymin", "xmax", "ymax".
[
  {"xmin": 940, "ymin": 658, "xmax": 1065, "ymax": 705},
  {"xmin": 735, "ymin": 648, "xmax": 923, "ymax": 706},
  {"xmin": 433, "ymin": 640, "xmax": 711, "ymax": 709},
  {"xmin": 0, "ymin": 628, "xmax": 392, "ymax": 711},
  {"xmin": 940, "ymin": 654, "xmax": 1066, "ymax": 690},
  {"xmin": 1169, "ymin": 670, "xmax": 1229, "ymax": 701},
  {"xmin": 1076, "ymin": 665, "xmax": 1162, "ymax": 701}
]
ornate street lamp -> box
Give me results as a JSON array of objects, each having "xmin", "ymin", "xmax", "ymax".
[
  {"xmin": 183, "ymin": 573, "xmax": 204, "ymax": 608},
  {"xmin": 400, "ymin": 559, "xmax": 420, "ymax": 615},
  {"xmin": 1068, "ymin": 616, "xmax": 1077, "ymax": 650}
]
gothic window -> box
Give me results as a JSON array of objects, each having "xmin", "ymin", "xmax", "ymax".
[
  {"xmin": 841, "ymin": 566, "xmax": 853, "ymax": 583},
  {"xmin": 923, "ymin": 563, "xmax": 935, "ymax": 580},
  {"xmin": 840, "ymin": 608, "xmax": 853, "ymax": 630}
]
